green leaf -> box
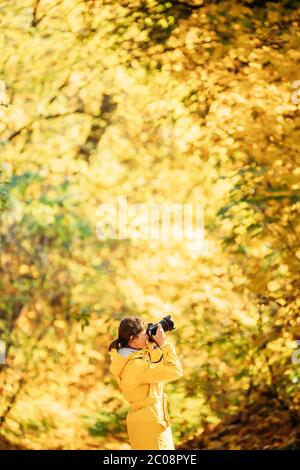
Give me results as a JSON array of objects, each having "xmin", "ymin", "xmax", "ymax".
[
  {"xmin": 236, "ymin": 244, "xmax": 247, "ymax": 254},
  {"xmin": 216, "ymin": 204, "xmax": 233, "ymax": 219},
  {"xmin": 247, "ymin": 223, "xmax": 263, "ymax": 235}
]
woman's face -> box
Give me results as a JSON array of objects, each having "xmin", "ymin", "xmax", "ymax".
[{"xmin": 129, "ymin": 328, "xmax": 148, "ymax": 349}]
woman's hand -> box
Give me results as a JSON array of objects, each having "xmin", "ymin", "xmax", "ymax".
[{"xmin": 153, "ymin": 324, "xmax": 166, "ymax": 347}]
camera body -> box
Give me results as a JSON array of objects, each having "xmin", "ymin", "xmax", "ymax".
[{"xmin": 146, "ymin": 315, "xmax": 175, "ymax": 342}]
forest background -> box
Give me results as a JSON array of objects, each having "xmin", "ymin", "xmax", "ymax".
[{"xmin": 0, "ymin": 0, "xmax": 300, "ymax": 450}]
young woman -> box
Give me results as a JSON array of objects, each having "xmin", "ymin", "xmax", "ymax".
[{"xmin": 109, "ymin": 316, "xmax": 183, "ymax": 450}]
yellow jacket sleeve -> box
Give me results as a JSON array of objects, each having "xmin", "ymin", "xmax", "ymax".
[{"xmin": 133, "ymin": 342, "xmax": 183, "ymax": 384}]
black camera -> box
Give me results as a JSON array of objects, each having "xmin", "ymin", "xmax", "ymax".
[{"xmin": 146, "ymin": 315, "xmax": 175, "ymax": 342}]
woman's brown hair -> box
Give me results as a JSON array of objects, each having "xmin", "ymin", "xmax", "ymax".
[{"xmin": 108, "ymin": 316, "xmax": 148, "ymax": 352}]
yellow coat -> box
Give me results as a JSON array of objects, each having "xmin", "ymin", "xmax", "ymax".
[{"xmin": 109, "ymin": 342, "xmax": 183, "ymax": 450}]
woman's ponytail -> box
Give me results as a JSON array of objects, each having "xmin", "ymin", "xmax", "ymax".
[{"xmin": 108, "ymin": 338, "xmax": 123, "ymax": 352}]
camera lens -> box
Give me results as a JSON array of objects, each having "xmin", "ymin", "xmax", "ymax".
[{"xmin": 146, "ymin": 315, "xmax": 175, "ymax": 341}]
